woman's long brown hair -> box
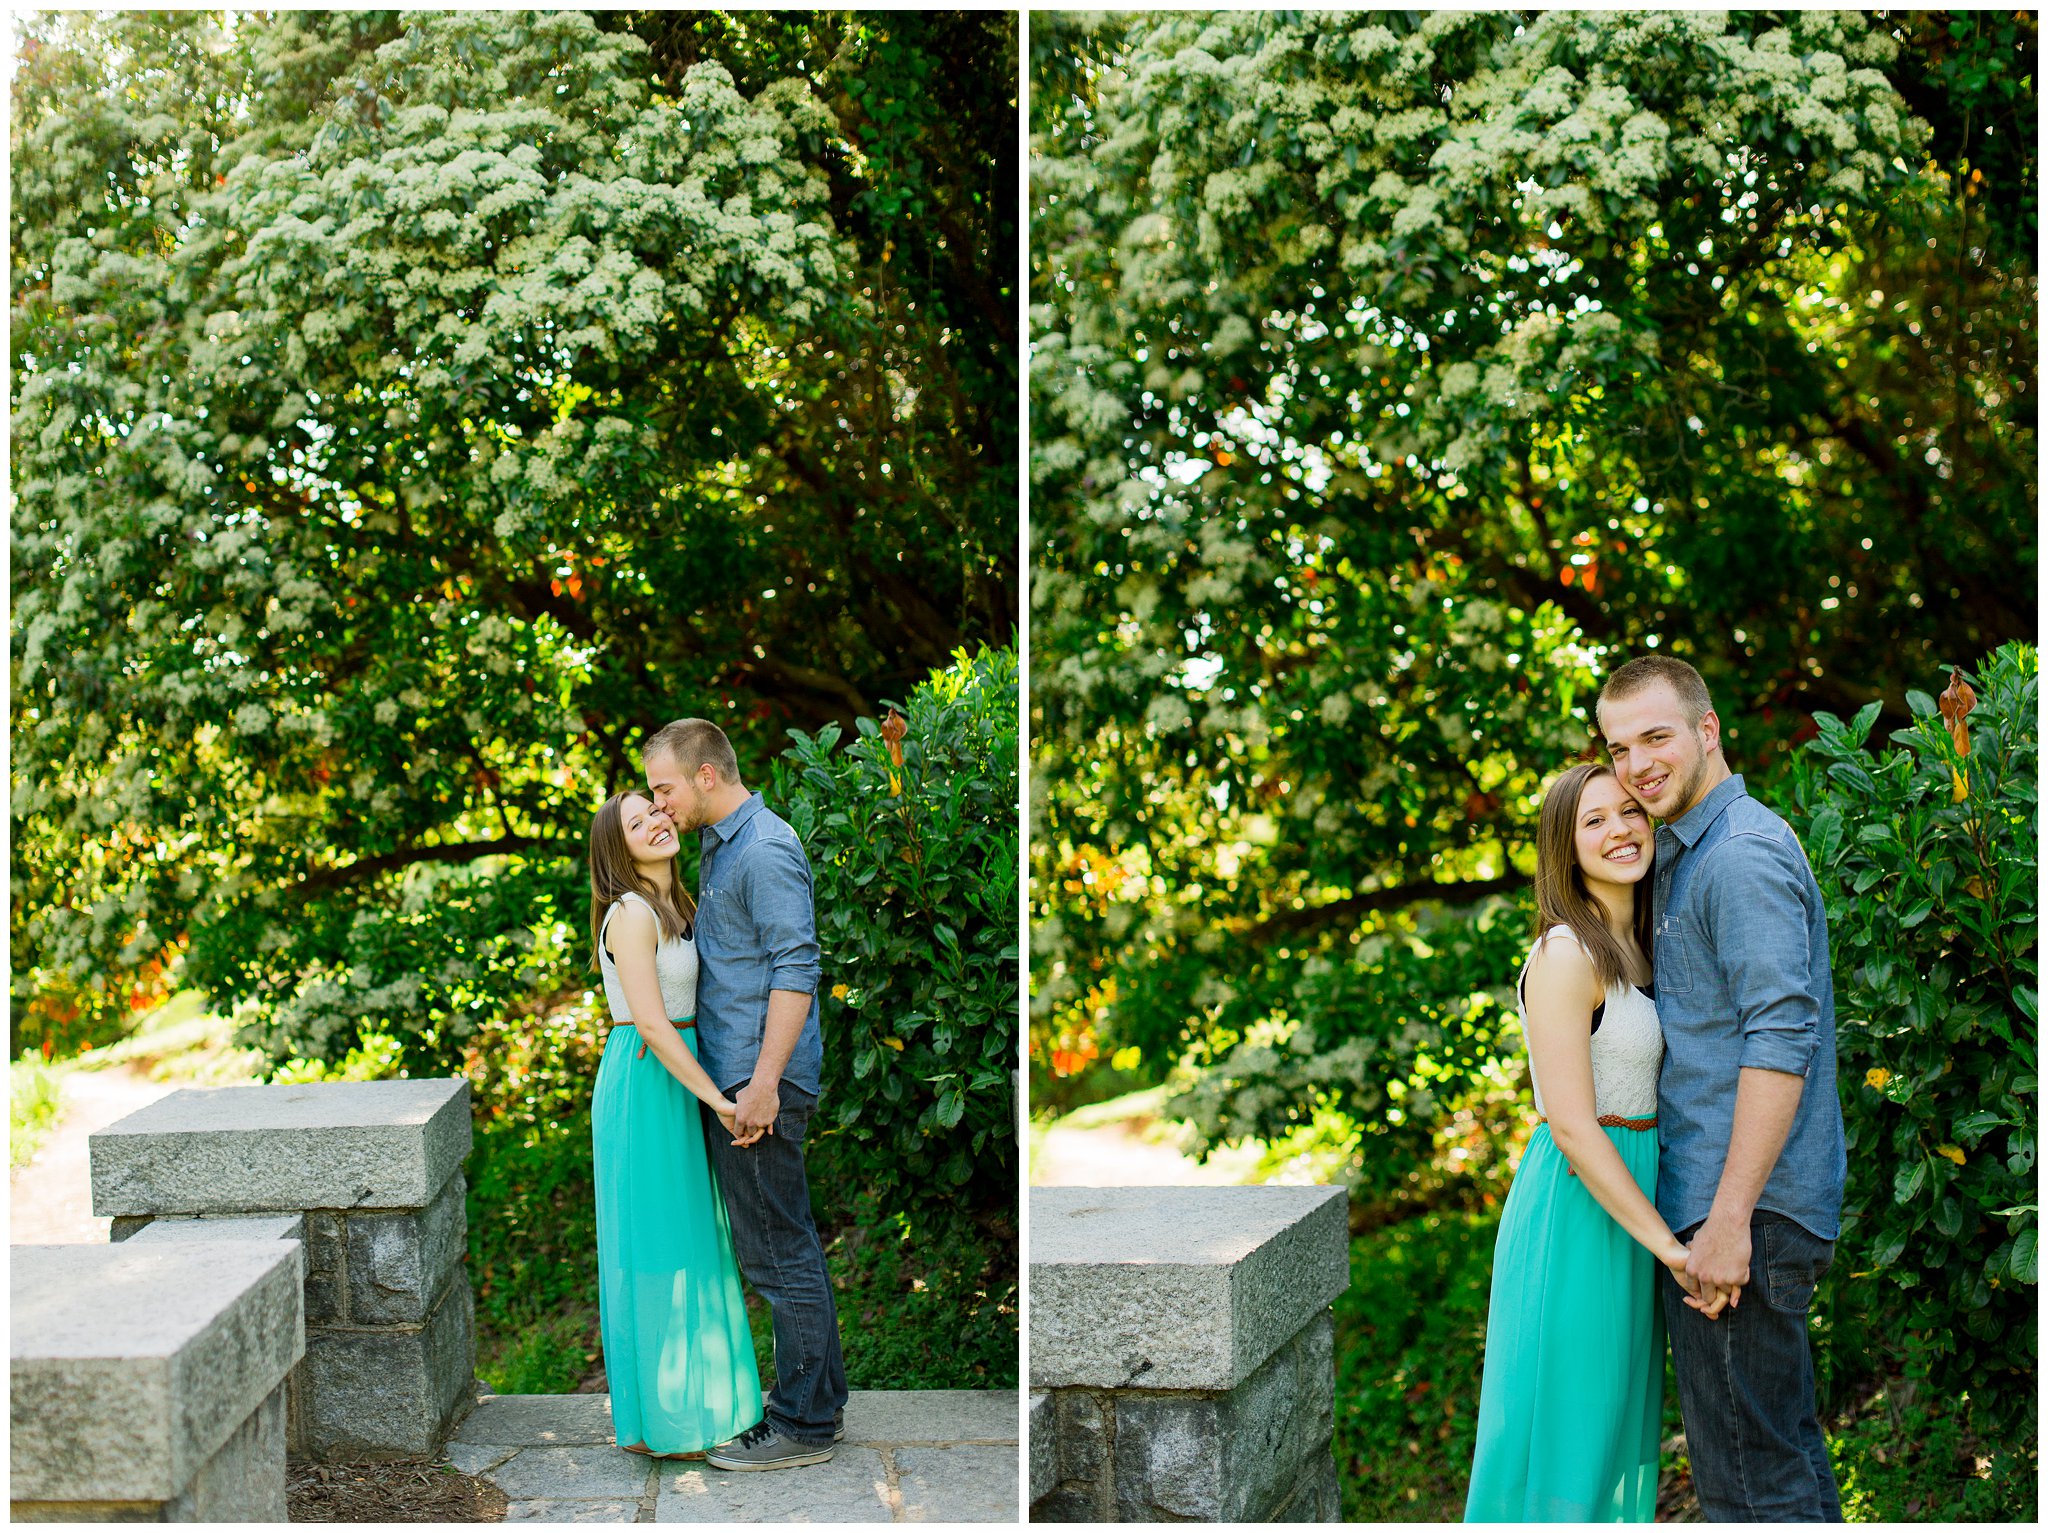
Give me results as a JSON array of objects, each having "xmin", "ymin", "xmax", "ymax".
[
  {"xmin": 588, "ymin": 793, "xmax": 697, "ymax": 971},
  {"xmin": 1530, "ymin": 762, "xmax": 1653, "ymax": 992}
]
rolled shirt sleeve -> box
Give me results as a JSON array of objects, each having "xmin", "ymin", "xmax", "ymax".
[
  {"xmin": 747, "ymin": 830, "xmax": 823, "ymax": 997},
  {"xmin": 1701, "ymin": 830, "xmax": 1823, "ymax": 1078}
]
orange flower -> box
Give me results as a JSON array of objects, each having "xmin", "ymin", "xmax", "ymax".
[
  {"xmin": 1938, "ymin": 670, "xmax": 1976, "ymax": 757},
  {"xmin": 880, "ymin": 708, "xmax": 908, "ymax": 767}
]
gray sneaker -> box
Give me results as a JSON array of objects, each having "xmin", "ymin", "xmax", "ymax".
[
  {"xmin": 706, "ymin": 1420, "xmax": 835, "ymax": 1472},
  {"xmin": 834, "ymin": 1410, "xmax": 846, "ymax": 1444}
]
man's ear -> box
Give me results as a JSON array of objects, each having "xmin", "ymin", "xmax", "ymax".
[{"xmin": 1698, "ymin": 707, "xmax": 1722, "ymax": 757}]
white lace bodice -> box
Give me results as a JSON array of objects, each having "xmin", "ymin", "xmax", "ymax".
[
  {"xmin": 1518, "ymin": 925, "xmax": 1662, "ymax": 1120},
  {"xmin": 597, "ymin": 892, "xmax": 698, "ymax": 1023}
]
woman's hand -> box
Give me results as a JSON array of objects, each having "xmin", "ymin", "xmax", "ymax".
[
  {"xmin": 713, "ymin": 1099, "xmax": 762, "ymax": 1147},
  {"xmin": 1665, "ymin": 1242, "xmax": 1731, "ymax": 1319}
]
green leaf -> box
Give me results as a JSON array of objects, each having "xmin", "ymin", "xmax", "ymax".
[
  {"xmin": 2007, "ymin": 1227, "xmax": 2038, "ymax": 1285},
  {"xmin": 1894, "ymin": 1156, "xmax": 1929, "ymax": 1204}
]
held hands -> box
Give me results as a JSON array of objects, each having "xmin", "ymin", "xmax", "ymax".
[
  {"xmin": 732, "ymin": 1076, "xmax": 781, "ymax": 1142},
  {"xmin": 713, "ymin": 1100, "xmax": 766, "ymax": 1148},
  {"xmin": 1679, "ymin": 1213, "xmax": 1752, "ymax": 1320}
]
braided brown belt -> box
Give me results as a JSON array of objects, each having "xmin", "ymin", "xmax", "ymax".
[
  {"xmin": 1537, "ymin": 1113, "xmax": 1657, "ymax": 1176},
  {"xmin": 609, "ymin": 1017, "xmax": 695, "ymax": 1059}
]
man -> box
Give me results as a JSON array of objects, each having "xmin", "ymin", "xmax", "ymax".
[
  {"xmin": 1597, "ymin": 656, "xmax": 1848, "ymax": 1522},
  {"xmin": 644, "ymin": 717, "xmax": 849, "ymax": 1471}
]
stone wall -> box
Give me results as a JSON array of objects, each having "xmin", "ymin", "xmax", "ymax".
[
  {"xmin": 1028, "ymin": 1185, "xmax": 1350, "ymax": 1522},
  {"xmin": 92, "ymin": 1077, "xmax": 477, "ymax": 1460},
  {"xmin": 11, "ymin": 1240, "xmax": 303, "ymax": 1521}
]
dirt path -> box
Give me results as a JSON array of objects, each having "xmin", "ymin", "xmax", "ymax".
[
  {"xmin": 1030, "ymin": 1118, "xmax": 1259, "ymax": 1187},
  {"xmin": 10, "ymin": 1066, "xmax": 181, "ymax": 1244}
]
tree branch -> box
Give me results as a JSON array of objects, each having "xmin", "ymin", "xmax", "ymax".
[
  {"xmin": 1244, "ymin": 872, "xmax": 1528, "ymax": 941},
  {"xmin": 298, "ymin": 835, "xmax": 572, "ymax": 894}
]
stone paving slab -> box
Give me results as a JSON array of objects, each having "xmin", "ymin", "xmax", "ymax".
[
  {"xmin": 894, "ymin": 1445, "xmax": 1017, "ymax": 1522},
  {"xmin": 507, "ymin": 1496, "xmax": 650, "ymax": 1522},
  {"xmin": 488, "ymin": 1444, "xmax": 653, "ymax": 1502},
  {"xmin": 451, "ymin": 1390, "xmax": 1018, "ymax": 1523},
  {"xmin": 655, "ymin": 1449, "xmax": 894, "ymax": 1523},
  {"xmin": 444, "ymin": 1440, "xmax": 520, "ymax": 1478},
  {"xmin": 452, "ymin": 1392, "xmax": 616, "ymax": 1446},
  {"xmin": 841, "ymin": 1390, "xmax": 1018, "ymax": 1446}
]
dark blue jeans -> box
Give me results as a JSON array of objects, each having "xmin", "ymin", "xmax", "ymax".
[
  {"xmin": 705, "ymin": 1083, "xmax": 848, "ymax": 1446},
  {"xmin": 1663, "ymin": 1211, "xmax": 1842, "ymax": 1522}
]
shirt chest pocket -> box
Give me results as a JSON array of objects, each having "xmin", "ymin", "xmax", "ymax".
[
  {"xmin": 1655, "ymin": 912, "xmax": 1700, "ymax": 996},
  {"xmin": 695, "ymin": 880, "xmax": 745, "ymax": 935}
]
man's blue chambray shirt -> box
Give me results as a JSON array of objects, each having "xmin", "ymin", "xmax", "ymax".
[
  {"xmin": 694, "ymin": 792, "xmax": 824, "ymax": 1099},
  {"xmin": 1652, "ymin": 774, "xmax": 1847, "ymax": 1241}
]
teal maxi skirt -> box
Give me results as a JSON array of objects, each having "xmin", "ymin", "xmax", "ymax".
[
  {"xmin": 1464, "ymin": 1122, "xmax": 1664, "ymax": 1522},
  {"xmin": 592, "ymin": 1022, "xmax": 762, "ymax": 1454}
]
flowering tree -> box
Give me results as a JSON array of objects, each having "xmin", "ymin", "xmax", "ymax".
[
  {"xmin": 1029, "ymin": 10, "xmax": 2036, "ymax": 1120},
  {"xmin": 11, "ymin": 10, "xmax": 1017, "ymax": 1058}
]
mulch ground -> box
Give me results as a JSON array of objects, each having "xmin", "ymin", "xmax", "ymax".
[{"xmin": 287, "ymin": 1460, "xmax": 507, "ymax": 1522}]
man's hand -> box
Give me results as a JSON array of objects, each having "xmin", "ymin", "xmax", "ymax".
[
  {"xmin": 713, "ymin": 1100, "xmax": 765, "ymax": 1148},
  {"xmin": 1685, "ymin": 1212, "xmax": 1752, "ymax": 1319},
  {"xmin": 733, "ymin": 1076, "xmax": 781, "ymax": 1140}
]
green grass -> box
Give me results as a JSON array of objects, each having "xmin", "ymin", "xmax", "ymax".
[
  {"xmin": 10, "ymin": 1056, "xmax": 66, "ymax": 1169},
  {"xmin": 1333, "ymin": 1208, "xmax": 2036, "ymax": 1521}
]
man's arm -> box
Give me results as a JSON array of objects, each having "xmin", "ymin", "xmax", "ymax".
[
  {"xmin": 1687, "ymin": 830, "xmax": 1822, "ymax": 1305},
  {"xmin": 731, "ymin": 831, "xmax": 822, "ymax": 1138}
]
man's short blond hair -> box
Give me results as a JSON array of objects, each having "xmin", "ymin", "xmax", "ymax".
[
  {"xmin": 1597, "ymin": 655, "xmax": 1715, "ymax": 730},
  {"xmin": 643, "ymin": 718, "xmax": 740, "ymax": 783}
]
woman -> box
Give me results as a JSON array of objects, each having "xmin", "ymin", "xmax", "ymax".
[
  {"xmin": 588, "ymin": 790, "xmax": 763, "ymax": 1458},
  {"xmin": 1464, "ymin": 762, "xmax": 1713, "ymax": 1522}
]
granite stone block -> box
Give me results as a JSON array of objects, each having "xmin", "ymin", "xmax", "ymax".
[
  {"xmin": 1056, "ymin": 1388, "xmax": 1106, "ymax": 1488},
  {"xmin": 10, "ymin": 1242, "xmax": 304, "ymax": 1504},
  {"xmin": 90, "ymin": 1078, "xmax": 472, "ymax": 1217},
  {"xmin": 346, "ymin": 1172, "xmax": 467, "ymax": 1323},
  {"xmin": 168, "ymin": 1384, "xmax": 287, "ymax": 1521},
  {"xmin": 305, "ymin": 1212, "xmax": 347, "ymax": 1325},
  {"xmin": 1029, "ymin": 1484, "xmax": 1103, "ymax": 1523},
  {"xmin": 1028, "ymin": 1391, "xmax": 1055, "ymax": 1506},
  {"xmin": 1029, "ymin": 1185, "xmax": 1349, "ymax": 1390},
  {"xmin": 127, "ymin": 1213, "xmax": 306, "ymax": 1248},
  {"xmin": 299, "ymin": 1279, "xmax": 473, "ymax": 1460},
  {"xmin": 1216, "ymin": 1332, "xmax": 1305, "ymax": 1522},
  {"xmin": 1110, "ymin": 1394, "xmax": 1223, "ymax": 1521}
]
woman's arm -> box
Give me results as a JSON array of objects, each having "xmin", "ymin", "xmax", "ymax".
[
  {"xmin": 608, "ymin": 902, "xmax": 758, "ymax": 1145},
  {"xmin": 1524, "ymin": 939, "xmax": 1705, "ymax": 1303}
]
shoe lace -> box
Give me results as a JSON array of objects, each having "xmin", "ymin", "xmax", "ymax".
[{"xmin": 738, "ymin": 1421, "xmax": 777, "ymax": 1450}]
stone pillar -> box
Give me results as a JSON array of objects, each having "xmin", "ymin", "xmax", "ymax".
[
  {"xmin": 10, "ymin": 1240, "xmax": 303, "ymax": 1521},
  {"xmin": 90, "ymin": 1077, "xmax": 476, "ymax": 1462},
  {"xmin": 1029, "ymin": 1185, "xmax": 1350, "ymax": 1522}
]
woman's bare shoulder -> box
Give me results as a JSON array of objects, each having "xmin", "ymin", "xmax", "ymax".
[
  {"xmin": 607, "ymin": 896, "xmax": 658, "ymax": 944},
  {"xmin": 1525, "ymin": 930, "xmax": 1599, "ymax": 1007}
]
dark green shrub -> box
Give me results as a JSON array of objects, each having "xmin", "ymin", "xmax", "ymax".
[
  {"xmin": 772, "ymin": 645, "xmax": 1019, "ymax": 1230},
  {"xmin": 1787, "ymin": 641, "xmax": 2037, "ymax": 1433}
]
